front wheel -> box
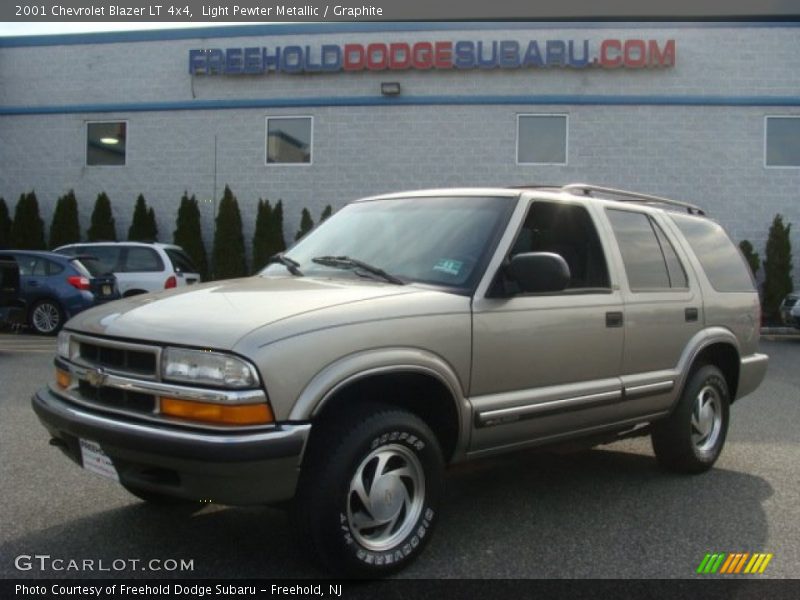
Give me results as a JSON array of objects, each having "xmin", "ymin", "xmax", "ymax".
[
  {"xmin": 29, "ymin": 299, "xmax": 64, "ymax": 335},
  {"xmin": 651, "ymin": 364, "xmax": 730, "ymax": 474},
  {"xmin": 294, "ymin": 406, "xmax": 444, "ymax": 577}
]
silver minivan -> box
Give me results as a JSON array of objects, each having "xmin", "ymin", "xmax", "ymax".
[{"xmin": 56, "ymin": 242, "xmax": 201, "ymax": 296}]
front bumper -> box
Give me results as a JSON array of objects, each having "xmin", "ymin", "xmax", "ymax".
[{"xmin": 32, "ymin": 387, "xmax": 310, "ymax": 505}]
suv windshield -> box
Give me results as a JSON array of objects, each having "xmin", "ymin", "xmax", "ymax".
[{"xmin": 263, "ymin": 196, "xmax": 514, "ymax": 289}]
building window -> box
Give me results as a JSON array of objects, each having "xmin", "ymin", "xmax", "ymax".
[
  {"xmin": 266, "ymin": 116, "xmax": 312, "ymax": 165},
  {"xmin": 87, "ymin": 121, "xmax": 127, "ymax": 166},
  {"xmin": 517, "ymin": 114, "xmax": 567, "ymax": 165},
  {"xmin": 765, "ymin": 116, "xmax": 800, "ymax": 168}
]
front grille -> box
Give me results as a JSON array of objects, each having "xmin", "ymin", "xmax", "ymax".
[
  {"xmin": 79, "ymin": 341, "xmax": 157, "ymax": 376},
  {"xmin": 78, "ymin": 380, "xmax": 156, "ymax": 414}
]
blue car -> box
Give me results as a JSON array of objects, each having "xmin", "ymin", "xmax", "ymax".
[{"xmin": 0, "ymin": 250, "xmax": 120, "ymax": 335}]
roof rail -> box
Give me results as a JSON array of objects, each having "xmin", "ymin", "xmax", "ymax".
[{"xmin": 561, "ymin": 183, "xmax": 706, "ymax": 215}]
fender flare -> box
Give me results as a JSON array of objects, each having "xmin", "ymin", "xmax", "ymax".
[
  {"xmin": 669, "ymin": 326, "xmax": 741, "ymax": 410},
  {"xmin": 289, "ymin": 347, "xmax": 471, "ymax": 460}
]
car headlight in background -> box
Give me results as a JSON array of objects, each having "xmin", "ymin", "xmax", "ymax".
[{"xmin": 161, "ymin": 347, "xmax": 260, "ymax": 389}]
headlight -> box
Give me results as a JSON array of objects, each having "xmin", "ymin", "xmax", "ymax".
[
  {"xmin": 57, "ymin": 331, "xmax": 71, "ymax": 359},
  {"xmin": 161, "ymin": 347, "xmax": 260, "ymax": 389}
]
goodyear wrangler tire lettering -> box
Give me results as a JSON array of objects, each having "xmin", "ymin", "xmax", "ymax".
[{"xmin": 294, "ymin": 406, "xmax": 444, "ymax": 577}]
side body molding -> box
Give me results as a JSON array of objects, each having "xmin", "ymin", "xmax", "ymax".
[{"xmin": 289, "ymin": 347, "xmax": 471, "ymax": 461}]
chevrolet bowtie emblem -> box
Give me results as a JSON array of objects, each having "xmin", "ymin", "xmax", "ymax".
[{"xmin": 85, "ymin": 368, "xmax": 107, "ymax": 388}]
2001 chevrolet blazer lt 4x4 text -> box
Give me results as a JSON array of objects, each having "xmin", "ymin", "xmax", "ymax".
[{"xmin": 32, "ymin": 184, "xmax": 768, "ymax": 577}]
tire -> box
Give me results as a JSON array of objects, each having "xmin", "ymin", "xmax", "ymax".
[
  {"xmin": 29, "ymin": 299, "xmax": 64, "ymax": 336},
  {"xmin": 294, "ymin": 405, "xmax": 444, "ymax": 578},
  {"xmin": 651, "ymin": 364, "xmax": 730, "ymax": 474},
  {"xmin": 121, "ymin": 483, "xmax": 196, "ymax": 505}
]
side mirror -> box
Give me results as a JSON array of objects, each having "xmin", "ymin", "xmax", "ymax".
[{"xmin": 507, "ymin": 252, "xmax": 570, "ymax": 293}]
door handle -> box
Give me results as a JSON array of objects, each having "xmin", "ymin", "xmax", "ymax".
[
  {"xmin": 606, "ymin": 311, "xmax": 624, "ymax": 328},
  {"xmin": 685, "ymin": 307, "xmax": 699, "ymax": 322},
  {"xmin": 27, "ymin": 281, "xmax": 39, "ymax": 287}
]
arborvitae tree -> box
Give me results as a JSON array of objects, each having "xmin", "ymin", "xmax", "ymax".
[
  {"xmin": 319, "ymin": 204, "xmax": 333, "ymax": 223},
  {"xmin": 146, "ymin": 207, "xmax": 158, "ymax": 241},
  {"xmin": 128, "ymin": 194, "xmax": 156, "ymax": 241},
  {"xmin": 173, "ymin": 192, "xmax": 209, "ymax": 280},
  {"xmin": 0, "ymin": 198, "xmax": 11, "ymax": 249},
  {"xmin": 270, "ymin": 200, "xmax": 287, "ymax": 255},
  {"xmin": 10, "ymin": 191, "xmax": 46, "ymax": 250},
  {"xmin": 739, "ymin": 240, "xmax": 760, "ymax": 280},
  {"xmin": 763, "ymin": 214, "xmax": 794, "ymax": 323},
  {"xmin": 212, "ymin": 185, "xmax": 247, "ymax": 279},
  {"xmin": 252, "ymin": 199, "xmax": 273, "ymax": 273},
  {"xmin": 87, "ymin": 192, "xmax": 117, "ymax": 241},
  {"xmin": 48, "ymin": 190, "xmax": 81, "ymax": 249},
  {"xmin": 295, "ymin": 207, "xmax": 314, "ymax": 241}
]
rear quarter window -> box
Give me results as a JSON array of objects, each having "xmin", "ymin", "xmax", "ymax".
[{"xmin": 670, "ymin": 214, "xmax": 755, "ymax": 292}]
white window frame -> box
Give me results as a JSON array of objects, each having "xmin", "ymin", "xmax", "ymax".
[
  {"xmin": 516, "ymin": 113, "xmax": 569, "ymax": 166},
  {"xmin": 265, "ymin": 115, "xmax": 314, "ymax": 167},
  {"xmin": 764, "ymin": 115, "xmax": 800, "ymax": 169},
  {"xmin": 85, "ymin": 119, "xmax": 128, "ymax": 168}
]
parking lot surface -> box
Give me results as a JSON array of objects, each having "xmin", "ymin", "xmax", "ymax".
[{"xmin": 1, "ymin": 333, "xmax": 798, "ymax": 579}]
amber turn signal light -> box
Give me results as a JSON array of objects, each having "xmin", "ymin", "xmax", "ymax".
[
  {"xmin": 55, "ymin": 369, "xmax": 71, "ymax": 389},
  {"xmin": 159, "ymin": 397, "xmax": 274, "ymax": 425}
]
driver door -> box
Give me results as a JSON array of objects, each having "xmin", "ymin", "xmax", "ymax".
[{"xmin": 469, "ymin": 199, "xmax": 625, "ymax": 454}]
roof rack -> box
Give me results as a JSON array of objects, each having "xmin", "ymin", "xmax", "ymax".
[{"xmin": 561, "ymin": 183, "xmax": 705, "ymax": 215}]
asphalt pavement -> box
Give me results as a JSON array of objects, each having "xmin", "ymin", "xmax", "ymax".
[{"xmin": 1, "ymin": 333, "xmax": 798, "ymax": 579}]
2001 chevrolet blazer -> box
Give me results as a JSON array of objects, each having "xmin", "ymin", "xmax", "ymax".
[{"xmin": 33, "ymin": 184, "xmax": 768, "ymax": 576}]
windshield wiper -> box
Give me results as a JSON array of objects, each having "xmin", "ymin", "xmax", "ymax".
[
  {"xmin": 311, "ymin": 256, "xmax": 404, "ymax": 285},
  {"xmin": 268, "ymin": 253, "xmax": 303, "ymax": 276}
]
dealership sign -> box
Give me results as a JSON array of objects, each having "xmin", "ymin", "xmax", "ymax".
[{"xmin": 188, "ymin": 39, "xmax": 676, "ymax": 75}]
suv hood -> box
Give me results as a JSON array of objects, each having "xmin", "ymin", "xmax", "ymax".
[{"xmin": 65, "ymin": 277, "xmax": 426, "ymax": 349}]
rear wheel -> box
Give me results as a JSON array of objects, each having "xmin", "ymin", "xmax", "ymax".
[
  {"xmin": 294, "ymin": 405, "xmax": 444, "ymax": 577},
  {"xmin": 651, "ymin": 364, "xmax": 730, "ymax": 473},
  {"xmin": 29, "ymin": 299, "xmax": 64, "ymax": 335}
]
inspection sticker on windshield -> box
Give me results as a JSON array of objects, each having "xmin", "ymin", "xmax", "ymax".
[
  {"xmin": 79, "ymin": 439, "xmax": 119, "ymax": 481},
  {"xmin": 433, "ymin": 259, "xmax": 463, "ymax": 276}
]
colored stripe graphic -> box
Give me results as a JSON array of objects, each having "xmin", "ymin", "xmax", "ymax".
[{"xmin": 698, "ymin": 552, "xmax": 773, "ymax": 575}]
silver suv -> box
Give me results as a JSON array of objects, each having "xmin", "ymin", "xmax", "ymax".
[
  {"xmin": 33, "ymin": 185, "xmax": 768, "ymax": 577},
  {"xmin": 55, "ymin": 241, "xmax": 201, "ymax": 296}
]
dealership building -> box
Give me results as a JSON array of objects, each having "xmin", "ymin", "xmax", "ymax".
[{"xmin": 0, "ymin": 22, "xmax": 799, "ymax": 273}]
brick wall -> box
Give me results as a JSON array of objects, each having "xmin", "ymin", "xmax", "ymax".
[{"xmin": 0, "ymin": 24, "xmax": 798, "ymax": 277}]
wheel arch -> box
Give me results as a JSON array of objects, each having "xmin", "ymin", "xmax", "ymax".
[
  {"xmin": 675, "ymin": 327, "xmax": 741, "ymax": 406},
  {"xmin": 290, "ymin": 349, "xmax": 470, "ymax": 463}
]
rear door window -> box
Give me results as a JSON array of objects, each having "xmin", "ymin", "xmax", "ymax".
[
  {"xmin": 607, "ymin": 209, "xmax": 671, "ymax": 290},
  {"xmin": 124, "ymin": 247, "xmax": 163, "ymax": 272},
  {"xmin": 15, "ymin": 255, "xmax": 39, "ymax": 276},
  {"xmin": 165, "ymin": 248, "xmax": 198, "ymax": 274}
]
